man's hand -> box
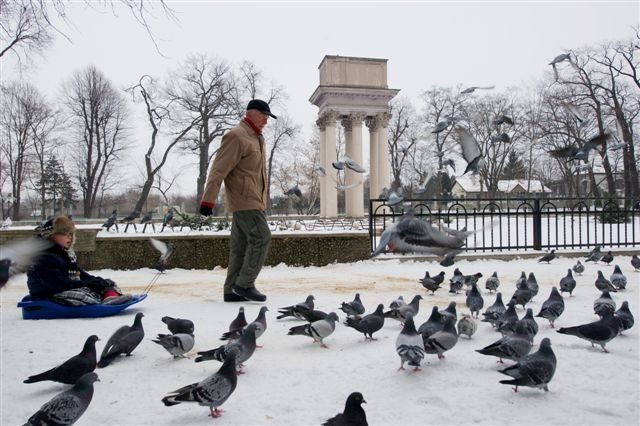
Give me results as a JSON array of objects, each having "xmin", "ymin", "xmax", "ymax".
[{"xmin": 199, "ymin": 204, "xmax": 214, "ymax": 216}]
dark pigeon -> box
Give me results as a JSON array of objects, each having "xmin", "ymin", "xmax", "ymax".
[
  {"xmin": 526, "ymin": 272, "xmax": 539, "ymax": 298},
  {"xmin": 496, "ymin": 301, "xmax": 520, "ymax": 335},
  {"xmin": 441, "ymin": 301, "xmax": 458, "ymax": 323},
  {"xmin": 510, "ymin": 279, "xmax": 533, "ymax": 309},
  {"xmin": 98, "ymin": 312, "xmax": 145, "ymax": 368},
  {"xmin": 322, "ymin": 392, "xmax": 368, "ymax": 426},
  {"xmin": 559, "ymin": 269, "xmax": 577, "ymax": 296},
  {"xmin": 340, "ymin": 293, "xmax": 365, "ymax": 316},
  {"xmin": 610, "ymin": 265, "xmax": 627, "ymax": 290},
  {"xmin": 594, "ymin": 290, "xmax": 616, "ymax": 317},
  {"xmin": 424, "ymin": 317, "xmax": 458, "ymax": 360},
  {"xmin": 395, "ymin": 313, "xmax": 425, "ymax": 371},
  {"xmin": 277, "ymin": 295, "xmax": 315, "ymax": 320},
  {"xmin": 536, "ymin": 287, "xmax": 565, "ymax": 328},
  {"xmin": 162, "ymin": 316, "xmax": 195, "ymax": 335},
  {"xmin": 162, "ymin": 351, "xmax": 238, "ymax": 418},
  {"xmin": 557, "ymin": 312, "xmax": 619, "ymax": 352},
  {"xmin": 161, "ymin": 208, "xmax": 174, "ymax": 232},
  {"xmin": 229, "ymin": 307, "xmax": 248, "ymax": 332},
  {"xmin": 538, "ymin": 250, "xmax": 556, "ymax": 263},
  {"xmin": 631, "ymin": 255, "xmax": 640, "ymax": 271},
  {"xmin": 221, "ymin": 306, "xmax": 268, "ymax": 342},
  {"xmin": 102, "ymin": 209, "xmax": 118, "ymax": 231},
  {"xmin": 614, "ymin": 301, "xmax": 634, "ymax": 334},
  {"xmin": 287, "ymin": 312, "xmax": 339, "ymax": 348},
  {"xmin": 515, "ymin": 308, "xmax": 539, "ymax": 344},
  {"xmin": 418, "ymin": 306, "xmax": 445, "ymax": 339},
  {"xmin": 466, "ymin": 283, "xmax": 484, "ymax": 319},
  {"xmin": 482, "ymin": 292, "xmax": 507, "ymax": 328},
  {"xmin": 499, "ymin": 337, "xmax": 557, "ymax": 392},
  {"xmin": 594, "ymin": 270, "xmax": 617, "ymax": 293},
  {"xmin": 485, "ymin": 271, "xmax": 500, "ymax": 293},
  {"xmin": 419, "ymin": 272, "xmax": 442, "ymax": 295},
  {"xmin": 440, "ymin": 251, "xmax": 458, "ymax": 267},
  {"xmin": 344, "ymin": 304, "xmax": 385, "ymax": 341},
  {"xmin": 476, "ymin": 322, "xmax": 532, "ymax": 363},
  {"xmin": 196, "ymin": 324, "xmax": 257, "ymax": 372},
  {"xmin": 24, "ymin": 335, "xmax": 99, "ymax": 385},
  {"xmin": 24, "ymin": 372, "xmax": 99, "ymax": 426},
  {"xmin": 601, "ymin": 251, "xmax": 614, "ymax": 265}
]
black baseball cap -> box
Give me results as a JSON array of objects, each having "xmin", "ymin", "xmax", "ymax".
[{"xmin": 247, "ymin": 99, "xmax": 277, "ymax": 119}]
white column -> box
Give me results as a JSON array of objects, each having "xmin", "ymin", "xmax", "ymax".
[
  {"xmin": 342, "ymin": 112, "xmax": 366, "ymax": 217},
  {"xmin": 366, "ymin": 116, "xmax": 379, "ymax": 200},
  {"xmin": 377, "ymin": 112, "xmax": 391, "ymax": 193},
  {"xmin": 323, "ymin": 110, "xmax": 339, "ymax": 218},
  {"xmin": 316, "ymin": 117, "xmax": 326, "ymax": 217}
]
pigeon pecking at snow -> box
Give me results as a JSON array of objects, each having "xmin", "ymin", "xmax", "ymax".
[
  {"xmin": 340, "ymin": 293, "xmax": 366, "ymax": 316},
  {"xmin": 161, "ymin": 316, "xmax": 195, "ymax": 335}
]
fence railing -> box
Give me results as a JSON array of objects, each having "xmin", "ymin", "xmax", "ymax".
[{"xmin": 368, "ymin": 197, "xmax": 640, "ymax": 253}]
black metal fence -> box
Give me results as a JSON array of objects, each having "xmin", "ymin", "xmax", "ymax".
[{"xmin": 368, "ymin": 197, "xmax": 640, "ymax": 253}]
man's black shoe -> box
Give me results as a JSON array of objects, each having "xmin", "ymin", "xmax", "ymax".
[
  {"xmin": 232, "ymin": 286, "xmax": 267, "ymax": 302},
  {"xmin": 223, "ymin": 293, "xmax": 248, "ymax": 302}
]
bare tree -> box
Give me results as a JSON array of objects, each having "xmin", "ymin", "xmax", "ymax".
[
  {"xmin": 264, "ymin": 114, "xmax": 299, "ymax": 212},
  {"xmin": 387, "ymin": 97, "xmax": 422, "ymax": 189},
  {"xmin": 63, "ymin": 65, "xmax": 129, "ymax": 217}
]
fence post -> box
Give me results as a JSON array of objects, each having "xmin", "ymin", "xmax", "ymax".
[{"xmin": 533, "ymin": 198, "xmax": 542, "ymax": 250}]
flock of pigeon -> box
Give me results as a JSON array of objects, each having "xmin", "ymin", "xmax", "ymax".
[{"xmin": 13, "ymin": 245, "xmax": 637, "ymax": 425}]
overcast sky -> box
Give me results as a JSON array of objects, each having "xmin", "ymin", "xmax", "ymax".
[{"xmin": 5, "ymin": 0, "xmax": 639, "ymax": 196}]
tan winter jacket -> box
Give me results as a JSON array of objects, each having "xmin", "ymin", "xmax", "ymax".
[{"xmin": 201, "ymin": 120, "xmax": 268, "ymax": 212}]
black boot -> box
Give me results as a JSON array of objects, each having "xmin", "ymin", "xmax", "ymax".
[
  {"xmin": 232, "ymin": 286, "xmax": 267, "ymax": 302},
  {"xmin": 224, "ymin": 293, "xmax": 248, "ymax": 302}
]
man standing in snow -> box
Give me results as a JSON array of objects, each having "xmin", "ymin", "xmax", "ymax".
[{"xmin": 199, "ymin": 99, "xmax": 276, "ymax": 303}]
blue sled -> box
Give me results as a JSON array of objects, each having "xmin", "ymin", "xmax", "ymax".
[{"xmin": 17, "ymin": 294, "xmax": 147, "ymax": 320}]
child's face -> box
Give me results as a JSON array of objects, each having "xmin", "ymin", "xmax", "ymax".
[{"xmin": 51, "ymin": 233, "xmax": 73, "ymax": 249}]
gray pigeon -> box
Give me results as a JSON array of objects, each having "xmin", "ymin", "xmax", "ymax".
[
  {"xmin": 594, "ymin": 290, "xmax": 616, "ymax": 317},
  {"xmin": 457, "ymin": 314, "xmax": 477, "ymax": 339},
  {"xmin": 557, "ymin": 312, "xmax": 619, "ymax": 352},
  {"xmin": 594, "ymin": 270, "xmax": 617, "ymax": 292},
  {"xmin": 461, "ymin": 85, "xmax": 495, "ymax": 94},
  {"xmin": 162, "ymin": 351, "xmax": 238, "ymax": 418},
  {"xmin": 515, "ymin": 271, "xmax": 527, "ymax": 288},
  {"xmin": 482, "ymin": 292, "xmax": 507, "ymax": 328},
  {"xmin": 221, "ymin": 306, "xmax": 268, "ymax": 342},
  {"xmin": 610, "ymin": 265, "xmax": 627, "ymax": 290},
  {"xmin": 98, "ymin": 312, "xmax": 145, "ymax": 368},
  {"xmin": 229, "ymin": 307, "xmax": 248, "ymax": 332},
  {"xmin": 572, "ymin": 260, "xmax": 585, "ymax": 275},
  {"xmin": 24, "ymin": 335, "xmax": 99, "ymax": 385},
  {"xmin": 371, "ymin": 212, "xmax": 471, "ymax": 257},
  {"xmin": 526, "ymin": 272, "xmax": 539, "ymax": 298},
  {"xmin": 287, "ymin": 312, "xmax": 339, "ymax": 348},
  {"xmin": 0, "ymin": 237, "xmax": 52, "ymax": 289},
  {"xmin": 343, "ymin": 157, "xmax": 366, "ymax": 173},
  {"xmin": 510, "ymin": 279, "xmax": 533, "ymax": 309},
  {"xmin": 496, "ymin": 301, "xmax": 520, "ymax": 335},
  {"xmin": 515, "ymin": 308, "xmax": 539, "ymax": 344},
  {"xmin": 453, "ymin": 126, "xmax": 485, "ymax": 174},
  {"xmin": 449, "ymin": 268, "xmax": 465, "ymax": 294},
  {"xmin": 152, "ymin": 333, "xmax": 195, "ymax": 358},
  {"xmin": 395, "ymin": 313, "xmax": 425, "ymax": 371},
  {"xmin": 418, "ymin": 306, "xmax": 445, "ymax": 339},
  {"xmin": 538, "ymin": 250, "xmax": 556, "ymax": 263},
  {"xmin": 614, "ymin": 301, "xmax": 634, "ymax": 334},
  {"xmin": 277, "ymin": 295, "xmax": 315, "ymax": 320},
  {"xmin": 162, "ymin": 316, "xmax": 195, "ymax": 335},
  {"xmin": 389, "ymin": 296, "xmax": 405, "ymax": 310},
  {"xmin": 195, "ymin": 324, "xmax": 257, "ymax": 372},
  {"xmin": 585, "ymin": 246, "xmax": 603, "ymax": 263},
  {"xmin": 344, "ymin": 304, "xmax": 385, "ymax": 341},
  {"xmin": 441, "ymin": 301, "xmax": 458, "ymax": 323},
  {"xmin": 549, "ymin": 53, "xmax": 572, "ymax": 65},
  {"xmin": 536, "ymin": 287, "xmax": 565, "ymax": 328},
  {"xmin": 499, "ymin": 337, "xmax": 557, "ymax": 392},
  {"xmin": 340, "ymin": 293, "xmax": 365, "ymax": 316},
  {"xmin": 631, "ymin": 255, "xmax": 640, "ymax": 271},
  {"xmin": 150, "ymin": 239, "xmax": 174, "ymax": 271},
  {"xmin": 476, "ymin": 322, "xmax": 532, "ymax": 363},
  {"xmin": 322, "ymin": 392, "xmax": 368, "ymax": 426},
  {"xmin": 424, "ymin": 317, "xmax": 458, "ymax": 360},
  {"xmin": 485, "ymin": 271, "xmax": 500, "ymax": 293},
  {"xmin": 466, "ymin": 283, "xmax": 484, "ymax": 318},
  {"xmin": 384, "ymin": 295, "xmax": 422, "ymax": 323},
  {"xmin": 559, "ymin": 269, "xmax": 577, "ymax": 296},
  {"xmin": 24, "ymin": 372, "xmax": 99, "ymax": 426},
  {"xmin": 549, "ymin": 133, "xmax": 609, "ymax": 163}
]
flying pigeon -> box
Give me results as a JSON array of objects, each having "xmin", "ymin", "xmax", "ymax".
[
  {"xmin": 482, "ymin": 292, "xmax": 507, "ymax": 328},
  {"xmin": 559, "ymin": 269, "xmax": 577, "ymax": 296},
  {"xmin": 424, "ymin": 316, "xmax": 458, "ymax": 360},
  {"xmin": 499, "ymin": 337, "xmax": 557, "ymax": 392},
  {"xmin": 466, "ymin": 283, "xmax": 484, "ymax": 319},
  {"xmin": 24, "ymin": 372, "xmax": 99, "ymax": 426},
  {"xmin": 195, "ymin": 324, "xmax": 257, "ymax": 372},
  {"xmin": 162, "ymin": 351, "xmax": 238, "ymax": 418},
  {"xmin": 384, "ymin": 295, "xmax": 422, "ymax": 323},
  {"xmin": 549, "ymin": 53, "xmax": 572, "ymax": 65},
  {"xmin": 453, "ymin": 126, "xmax": 484, "ymax": 174},
  {"xmin": 322, "ymin": 392, "xmax": 368, "ymax": 426},
  {"xmin": 594, "ymin": 271, "xmax": 617, "ymax": 293},
  {"xmin": 493, "ymin": 115, "xmax": 514, "ymax": 126},
  {"xmin": 221, "ymin": 306, "xmax": 268, "ymax": 342},
  {"xmin": 538, "ymin": 250, "xmax": 556, "ymax": 263},
  {"xmin": 340, "ymin": 293, "xmax": 365, "ymax": 316},
  {"xmin": 631, "ymin": 254, "xmax": 640, "ymax": 271},
  {"xmin": 395, "ymin": 313, "xmax": 425, "ymax": 371},
  {"xmin": 572, "ymin": 260, "xmax": 585, "ymax": 275},
  {"xmin": 561, "ymin": 101, "xmax": 586, "ymax": 124},
  {"xmin": 153, "ymin": 333, "xmax": 195, "ymax": 358},
  {"xmin": 607, "ymin": 142, "xmax": 627, "ymax": 150},
  {"xmin": 24, "ymin": 335, "xmax": 99, "ymax": 385},
  {"xmin": 432, "ymin": 118, "xmax": 454, "ymax": 134},
  {"xmin": 418, "ymin": 306, "xmax": 445, "ymax": 339},
  {"xmin": 336, "ymin": 181, "xmax": 362, "ymax": 191},
  {"xmin": 314, "ymin": 164, "xmax": 327, "ymax": 177},
  {"xmin": 549, "ymin": 133, "xmax": 610, "ymax": 163},
  {"xmin": 485, "ymin": 271, "xmax": 500, "ymax": 293},
  {"xmin": 440, "ymin": 251, "xmax": 458, "ymax": 267},
  {"xmin": 277, "ymin": 295, "xmax": 315, "ymax": 320},
  {"xmin": 610, "ymin": 265, "xmax": 627, "ymax": 290},
  {"xmin": 150, "ymin": 238, "xmax": 174, "ymax": 272},
  {"xmin": 284, "ymin": 185, "xmax": 303, "ymax": 199},
  {"xmin": 385, "ymin": 190, "xmax": 404, "ymax": 206},
  {"xmin": 461, "ymin": 85, "xmax": 495, "ymax": 94},
  {"xmin": 287, "ymin": 312, "xmax": 339, "ymax": 348},
  {"xmin": 614, "ymin": 301, "xmax": 634, "ymax": 334},
  {"xmin": 98, "ymin": 312, "xmax": 144, "ymax": 368},
  {"xmin": 343, "ymin": 157, "xmax": 366, "ymax": 173},
  {"xmin": 557, "ymin": 312, "xmax": 619, "ymax": 352},
  {"xmin": 490, "ymin": 133, "xmax": 511, "ymax": 143},
  {"xmin": 600, "ymin": 251, "xmax": 614, "ymax": 265},
  {"xmin": 0, "ymin": 237, "xmax": 52, "ymax": 289},
  {"xmin": 457, "ymin": 314, "xmax": 477, "ymax": 339},
  {"xmin": 462, "ymin": 271, "xmax": 483, "ymax": 289},
  {"xmin": 536, "ymin": 287, "xmax": 565, "ymax": 328},
  {"xmin": 331, "ymin": 161, "xmax": 345, "ymax": 170},
  {"xmin": 228, "ymin": 307, "xmax": 248, "ymax": 332},
  {"xmin": 344, "ymin": 304, "xmax": 385, "ymax": 341},
  {"xmin": 161, "ymin": 316, "xmax": 195, "ymax": 335},
  {"xmin": 476, "ymin": 322, "xmax": 532, "ymax": 363},
  {"xmin": 594, "ymin": 290, "xmax": 616, "ymax": 317}
]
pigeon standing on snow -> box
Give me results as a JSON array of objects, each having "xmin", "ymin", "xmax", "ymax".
[
  {"xmin": 496, "ymin": 301, "xmax": 520, "ymax": 335},
  {"xmin": 389, "ymin": 295, "xmax": 406, "ymax": 310},
  {"xmin": 153, "ymin": 333, "xmax": 195, "ymax": 358},
  {"xmin": 419, "ymin": 272, "xmax": 442, "ymax": 295},
  {"xmin": 340, "ymin": 293, "xmax": 365, "ymax": 316},
  {"xmin": 384, "ymin": 295, "xmax": 422, "ymax": 323},
  {"xmin": 24, "ymin": 372, "xmax": 99, "ymax": 426},
  {"xmin": 610, "ymin": 265, "xmax": 627, "ymax": 290},
  {"xmin": 457, "ymin": 314, "xmax": 477, "ymax": 339},
  {"xmin": 418, "ymin": 306, "xmax": 445, "ymax": 339},
  {"xmin": 395, "ymin": 313, "xmax": 425, "ymax": 371},
  {"xmin": 466, "ymin": 283, "xmax": 484, "ymax": 319},
  {"xmin": 150, "ymin": 238, "xmax": 174, "ymax": 272},
  {"xmin": 195, "ymin": 324, "xmax": 257, "ymax": 372},
  {"xmin": 559, "ymin": 269, "xmax": 577, "ymax": 296},
  {"xmin": 441, "ymin": 301, "xmax": 458, "ymax": 323},
  {"xmin": 287, "ymin": 312, "xmax": 339, "ymax": 348},
  {"xmin": 595, "ymin": 271, "xmax": 617, "ymax": 292},
  {"xmin": 510, "ymin": 279, "xmax": 533, "ymax": 309},
  {"xmin": 614, "ymin": 301, "xmax": 634, "ymax": 334},
  {"xmin": 277, "ymin": 295, "xmax": 315, "ymax": 320},
  {"xmin": 526, "ymin": 272, "xmax": 539, "ymax": 298},
  {"xmin": 515, "ymin": 308, "xmax": 539, "ymax": 344},
  {"xmin": 572, "ymin": 260, "xmax": 585, "ymax": 275},
  {"xmin": 162, "ymin": 351, "xmax": 238, "ymax": 419},
  {"xmin": 221, "ymin": 306, "xmax": 268, "ymax": 343},
  {"xmin": 485, "ymin": 271, "xmax": 500, "ymax": 293},
  {"xmin": 345, "ymin": 304, "xmax": 385, "ymax": 341},
  {"xmin": 424, "ymin": 316, "xmax": 459, "ymax": 360},
  {"xmin": 161, "ymin": 316, "xmax": 195, "ymax": 335},
  {"xmin": 228, "ymin": 307, "xmax": 248, "ymax": 332},
  {"xmin": 600, "ymin": 251, "xmax": 614, "ymax": 265},
  {"xmin": 631, "ymin": 255, "xmax": 640, "ymax": 271},
  {"xmin": 557, "ymin": 312, "xmax": 619, "ymax": 352},
  {"xmin": 536, "ymin": 287, "xmax": 565, "ymax": 328},
  {"xmin": 24, "ymin": 335, "xmax": 99, "ymax": 385},
  {"xmin": 476, "ymin": 322, "xmax": 532, "ymax": 363},
  {"xmin": 98, "ymin": 312, "xmax": 145, "ymax": 368},
  {"xmin": 538, "ymin": 250, "xmax": 556, "ymax": 263},
  {"xmin": 449, "ymin": 267, "xmax": 465, "ymax": 294},
  {"xmin": 482, "ymin": 292, "xmax": 507, "ymax": 328},
  {"xmin": 594, "ymin": 290, "xmax": 616, "ymax": 317},
  {"xmin": 322, "ymin": 392, "xmax": 368, "ymax": 426},
  {"xmin": 499, "ymin": 337, "xmax": 557, "ymax": 392},
  {"xmin": 585, "ymin": 246, "xmax": 603, "ymax": 263}
]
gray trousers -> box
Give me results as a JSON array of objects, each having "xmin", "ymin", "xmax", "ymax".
[{"xmin": 223, "ymin": 210, "xmax": 271, "ymax": 293}]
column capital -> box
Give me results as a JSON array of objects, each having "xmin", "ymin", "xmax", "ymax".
[
  {"xmin": 318, "ymin": 109, "xmax": 339, "ymax": 128},
  {"xmin": 365, "ymin": 115, "xmax": 378, "ymax": 131},
  {"xmin": 376, "ymin": 111, "xmax": 391, "ymax": 128},
  {"xmin": 315, "ymin": 117, "xmax": 326, "ymax": 131}
]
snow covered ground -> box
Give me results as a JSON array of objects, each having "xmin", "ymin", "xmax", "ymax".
[{"xmin": 1, "ymin": 254, "xmax": 638, "ymax": 425}]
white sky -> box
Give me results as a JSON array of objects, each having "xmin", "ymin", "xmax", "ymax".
[{"xmin": 4, "ymin": 0, "xmax": 639, "ymax": 196}]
